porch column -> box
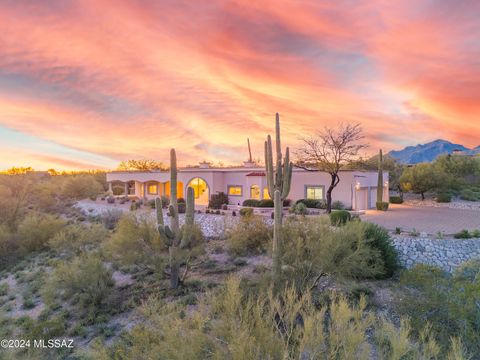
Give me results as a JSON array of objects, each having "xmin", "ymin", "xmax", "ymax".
[
  {"xmin": 124, "ymin": 182, "xmax": 128, "ymax": 196},
  {"xmin": 143, "ymin": 182, "xmax": 147, "ymax": 200},
  {"xmin": 108, "ymin": 182, "xmax": 113, "ymax": 194}
]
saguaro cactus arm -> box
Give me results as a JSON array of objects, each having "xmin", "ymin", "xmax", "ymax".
[{"xmin": 180, "ymin": 186, "xmax": 195, "ymax": 248}]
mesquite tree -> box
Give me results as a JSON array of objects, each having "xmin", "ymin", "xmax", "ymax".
[
  {"xmin": 264, "ymin": 113, "xmax": 292, "ymax": 278},
  {"xmin": 155, "ymin": 149, "xmax": 195, "ymax": 289},
  {"xmin": 296, "ymin": 123, "xmax": 367, "ymax": 213}
]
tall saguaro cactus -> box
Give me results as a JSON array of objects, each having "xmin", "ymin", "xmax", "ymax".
[
  {"xmin": 377, "ymin": 149, "xmax": 384, "ymax": 204},
  {"xmin": 264, "ymin": 113, "xmax": 292, "ymax": 279},
  {"xmin": 155, "ymin": 148, "xmax": 195, "ymax": 289}
]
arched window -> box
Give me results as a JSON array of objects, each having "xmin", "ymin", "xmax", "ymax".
[
  {"xmin": 186, "ymin": 177, "xmax": 209, "ymax": 205},
  {"xmin": 250, "ymin": 185, "xmax": 260, "ymax": 199}
]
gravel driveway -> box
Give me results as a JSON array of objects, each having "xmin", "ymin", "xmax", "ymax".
[{"xmin": 362, "ymin": 204, "xmax": 480, "ymax": 235}]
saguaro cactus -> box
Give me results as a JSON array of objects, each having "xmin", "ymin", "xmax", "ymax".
[
  {"xmin": 377, "ymin": 149, "xmax": 384, "ymax": 204},
  {"xmin": 155, "ymin": 148, "xmax": 195, "ymax": 289},
  {"xmin": 264, "ymin": 113, "xmax": 292, "ymax": 278}
]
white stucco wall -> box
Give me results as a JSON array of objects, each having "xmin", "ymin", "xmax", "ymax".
[{"xmin": 106, "ymin": 168, "xmax": 389, "ymax": 209}]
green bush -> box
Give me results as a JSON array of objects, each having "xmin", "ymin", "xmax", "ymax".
[
  {"xmin": 49, "ymin": 223, "xmax": 108, "ymax": 255},
  {"xmin": 89, "ymin": 277, "xmax": 468, "ymax": 359},
  {"xmin": 375, "ymin": 201, "xmax": 389, "ymax": 211},
  {"xmin": 242, "ymin": 199, "xmax": 260, "ymax": 207},
  {"xmin": 331, "ymin": 200, "xmax": 345, "ymax": 210},
  {"xmin": 239, "ymin": 208, "xmax": 253, "ymax": 217},
  {"xmin": 291, "ymin": 202, "xmax": 308, "ymax": 215},
  {"xmin": 61, "ymin": 175, "xmax": 104, "ymax": 200},
  {"xmin": 329, "ymin": 210, "xmax": 351, "ymax": 226},
  {"xmin": 398, "ymin": 262, "xmax": 480, "ymax": 354},
  {"xmin": 258, "ymin": 199, "xmax": 274, "ymax": 207},
  {"xmin": 100, "ymin": 208, "xmax": 123, "ymax": 230},
  {"xmin": 454, "ymin": 229, "xmax": 472, "ymax": 239},
  {"xmin": 363, "ymin": 222, "xmax": 399, "ymax": 278},
  {"xmin": 460, "ymin": 189, "xmax": 479, "ymax": 201},
  {"xmin": 281, "ymin": 218, "xmax": 386, "ymax": 290},
  {"xmin": 42, "ymin": 254, "xmax": 114, "ymax": 315},
  {"xmin": 177, "ymin": 202, "xmax": 186, "ymax": 214},
  {"xmin": 17, "ymin": 212, "xmax": 66, "ymax": 254},
  {"xmin": 436, "ymin": 193, "xmax": 452, "ymax": 203},
  {"xmin": 104, "ymin": 214, "xmax": 166, "ymax": 272},
  {"xmin": 208, "ymin": 192, "xmax": 228, "ymax": 209},
  {"xmin": 389, "ymin": 196, "xmax": 403, "ymax": 204},
  {"xmin": 227, "ymin": 215, "xmax": 271, "ymax": 256},
  {"xmin": 295, "ymin": 198, "xmax": 326, "ymax": 208}
]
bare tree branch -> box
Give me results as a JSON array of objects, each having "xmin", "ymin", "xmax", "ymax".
[{"xmin": 294, "ymin": 123, "xmax": 367, "ymax": 213}]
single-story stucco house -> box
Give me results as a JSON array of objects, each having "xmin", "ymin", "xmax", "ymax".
[{"xmin": 106, "ymin": 161, "xmax": 388, "ymax": 211}]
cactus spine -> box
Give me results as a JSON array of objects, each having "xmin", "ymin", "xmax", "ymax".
[
  {"xmin": 377, "ymin": 149, "xmax": 384, "ymax": 204},
  {"xmin": 264, "ymin": 113, "xmax": 292, "ymax": 279},
  {"xmin": 155, "ymin": 148, "xmax": 195, "ymax": 289}
]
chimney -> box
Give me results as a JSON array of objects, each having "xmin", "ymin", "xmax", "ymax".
[{"xmin": 199, "ymin": 161, "xmax": 210, "ymax": 169}]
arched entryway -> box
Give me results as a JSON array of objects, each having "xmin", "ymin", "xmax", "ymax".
[{"xmin": 187, "ymin": 177, "xmax": 209, "ymax": 205}]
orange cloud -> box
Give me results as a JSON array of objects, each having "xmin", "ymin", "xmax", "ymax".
[{"xmin": 0, "ymin": 0, "xmax": 478, "ymax": 170}]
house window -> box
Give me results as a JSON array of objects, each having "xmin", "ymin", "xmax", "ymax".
[
  {"xmin": 306, "ymin": 186, "xmax": 324, "ymax": 200},
  {"xmin": 250, "ymin": 185, "xmax": 260, "ymax": 199},
  {"xmin": 263, "ymin": 188, "xmax": 270, "ymax": 200},
  {"xmin": 227, "ymin": 185, "xmax": 242, "ymax": 196},
  {"xmin": 147, "ymin": 183, "xmax": 158, "ymax": 195}
]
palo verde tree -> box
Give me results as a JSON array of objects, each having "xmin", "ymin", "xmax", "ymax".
[
  {"xmin": 118, "ymin": 159, "xmax": 167, "ymax": 171},
  {"xmin": 264, "ymin": 113, "xmax": 292, "ymax": 279},
  {"xmin": 296, "ymin": 123, "xmax": 367, "ymax": 213},
  {"xmin": 155, "ymin": 149, "xmax": 195, "ymax": 289}
]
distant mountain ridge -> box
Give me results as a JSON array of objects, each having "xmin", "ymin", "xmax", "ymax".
[{"xmin": 388, "ymin": 139, "xmax": 480, "ymax": 164}]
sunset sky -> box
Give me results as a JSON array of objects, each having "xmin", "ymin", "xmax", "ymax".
[{"xmin": 1, "ymin": 0, "xmax": 479, "ymax": 170}]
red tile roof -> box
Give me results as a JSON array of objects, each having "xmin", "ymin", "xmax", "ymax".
[{"xmin": 246, "ymin": 171, "xmax": 266, "ymax": 176}]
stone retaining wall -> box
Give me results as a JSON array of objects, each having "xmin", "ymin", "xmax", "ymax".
[{"xmin": 392, "ymin": 236, "xmax": 480, "ymax": 272}]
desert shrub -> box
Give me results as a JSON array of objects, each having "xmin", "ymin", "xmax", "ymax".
[
  {"xmin": 290, "ymin": 202, "xmax": 308, "ymax": 215},
  {"xmin": 61, "ymin": 175, "xmax": 104, "ymax": 200},
  {"xmin": 295, "ymin": 198, "xmax": 325, "ymax": 208},
  {"xmin": 100, "ymin": 209, "xmax": 123, "ymax": 230},
  {"xmin": 17, "ymin": 212, "xmax": 66, "ymax": 254},
  {"xmin": 283, "ymin": 199, "xmax": 292, "ymax": 207},
  {"xmin": 48, "ymin": 223, "xmax": 108, "ymax": 255},
  {"xmin": 147, "ymin": 199, "xmax": 156, "ymax": 209},
  {"xmin": 329, "ymin": 210, "xmax": 351, "ymax": 226},
  {"xmin": 180, "ymin": 222, "xmax": 205, "ymax": 249},
  {"xmin": 239, "ymin": 207, "xmax": 253, "ymax": 217},
  {"xmin": 389, "ymin": 196, "xmax": 403, "ymax": 204},
  {"xmin": 331, "ymin": 200, "xmax": 345, "ymax": 210},
  {"xmin": 43, "ymin": 254, "xmax": 114, "ymax": 315},
  {"xmin": 363, "ymin": 222, "xmax": 399, "ymax": 278},
  {"xmin": 103, "ymin": 214, "xmax": 165, "ymax": 272},
  {"xmin": 29, "ymin": 181, "xmax": 59, "ymax": 212},
  {"xmin": 258, "ymin": 199, "xmax": 274, "ymax": 207},
  {"xmin": 398, "ymin": 262, "xmax": 480, "ymax": 354},
  {"xmin": 0, "ymin": 225, "xmax": 19, "ymax": 268},
  {"xmin": 460, "ymin": 188, "xmax": 479, "ymax": 201},
  {"xmin": 281, "ymin": 218, "xmax": 384, "ymax": 289},
  {"xmin": 375, "ymin": 201, "xmax": 389, "ymax": 210},
  {"xmin": 454, "ymin": 229, "xmax": 472, "ymax": 239},
  {"xmin": 227, "ymin": 215, "xmax": 271, "ymax": 256},
  {"xmin": 106, "ymin": 195, "xmax": 115, "ymax": 204},
  {"xmin": 242, "ymin": 199, "xmax": 260, "ymax": 207},
  {"xmin": 160, "ymin": 195, "xmax": 170, "ymax": 208},
  {"xmin": 209, "ymin": 192, "xmax": 228, "ymax": 209},
  {"xmin": 130, "ymin": 201, "xmax": 140, "ymax": 211},
  {"xmin": 90, "ymin": 277, "xmax": 465, "ymax": 360},
  {"xmin": 436, "ymin": 193, "xmax": 452, "ymax": 203},
  {"xmin": 177, "ymin": 202, "xmax": 186, "ymax": 214}
]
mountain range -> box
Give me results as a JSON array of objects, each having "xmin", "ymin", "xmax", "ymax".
[{"xmin": 388, "ymin": 139, "xmax": 480, "ymax": 164}]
